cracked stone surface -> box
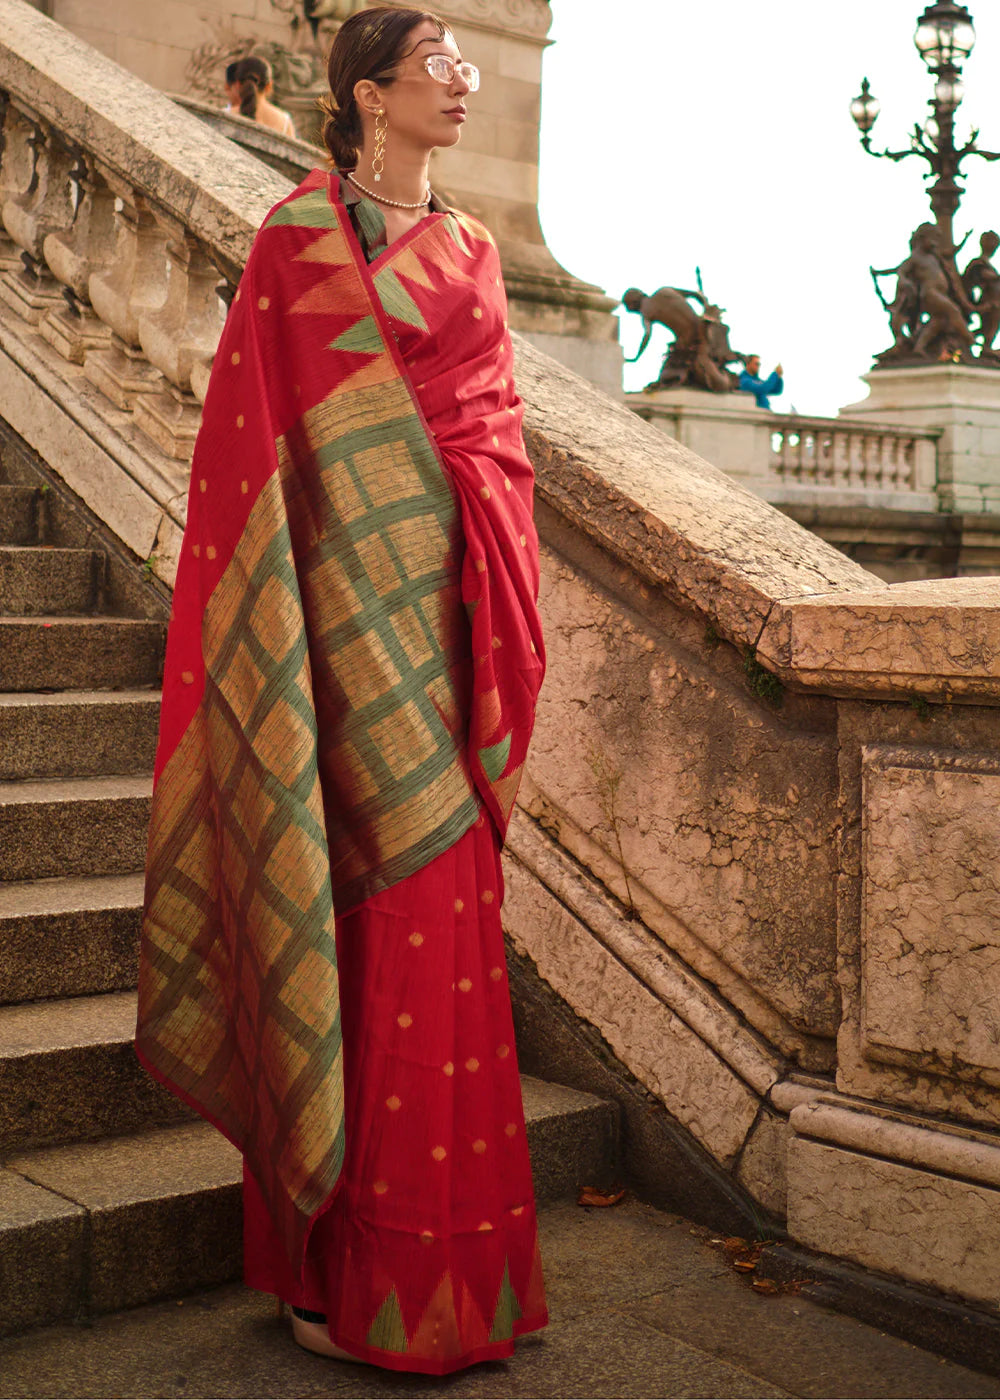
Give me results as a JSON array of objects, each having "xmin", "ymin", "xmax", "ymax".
[
  {"xmin": 862, "ymin": 755, "xmax": 1000, "ymax": 1090},
  {"xmin": 521, "ymin": 531, "xmax": 842, "ymax": 1056},
  {"xmin": 788, "ymin": 1137, "xmax": 1000, "ymax": 1311}
]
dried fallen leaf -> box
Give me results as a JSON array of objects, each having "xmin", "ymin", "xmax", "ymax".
[
  {"xmin": 751, "ymin": 1278, "xmax": 781, "ymax": 1296},
  {"xmin": 722, "ymin": 1236, "xmax": 749, "ymax": 1253},
  {"xmin": 577, "ymin": 1185, "xmax": 627, "ymax": 1208}
]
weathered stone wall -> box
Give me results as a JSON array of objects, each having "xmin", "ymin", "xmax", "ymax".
[
  {"xmin": 45, "ymin": 0, "xmax": 288, "ymax": 93},
  {"xmin": 3, "ymin": 0, "xmax": 1000, "ymax": 1314}
]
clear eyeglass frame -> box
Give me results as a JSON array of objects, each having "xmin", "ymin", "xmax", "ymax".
[{"xmin": 423, "ymin": 54, "xmax": 480, "ymax": 91}]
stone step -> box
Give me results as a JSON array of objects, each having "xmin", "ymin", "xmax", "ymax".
[
  {"xmin": 0, "ymin": 690, "xmax": 160, "ymax": 780},
  {"xmin": 0, "ymin": 774, "xmax": 152, "ymax": 881},
  {"xmin": 0, "ymin": 990, "xmax": 188, "ymax": 1157},
  {"xmin": 0, "ymin": 1077, "xmax": 617, "ymax": 1337},
  {"xmin": 0, "ymin": 872, "xmax": 143, "ymax": 1004},
  {"xmin": 0, "ymin": 546, "xmax": 101, "ymax": 616},
  {"xmin": 0, "ymin": 484, "xmax": 39, "ymax": 545},
  {"xmin": 0, "ymin": 617, "xmax": 164, "ymax": 691}
]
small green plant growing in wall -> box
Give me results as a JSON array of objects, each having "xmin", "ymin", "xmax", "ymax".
[
  {"xmin": 587, "ymin": 745, "xmax": 637, "ymax": 919},
  {"xmin": 908, "ymin": 694, "xmax": 931, "ymax": 721},
  {"xmin": 743, "ymin": 647, "xmax": 783, "ymax": 708}
]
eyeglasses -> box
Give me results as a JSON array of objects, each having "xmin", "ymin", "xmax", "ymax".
[{"xmin": 423, "ymin": 54, "xmax": 480, "ymax": 91}]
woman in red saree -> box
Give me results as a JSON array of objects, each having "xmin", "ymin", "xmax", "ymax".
[{"xmin": 136, "ymin": 6, "xmax": 547, "ymax": 1376}]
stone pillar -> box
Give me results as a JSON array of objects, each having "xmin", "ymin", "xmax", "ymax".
[{"xmin": 841, "ymin": 365, "xmax": 1000, "ymax": 513}]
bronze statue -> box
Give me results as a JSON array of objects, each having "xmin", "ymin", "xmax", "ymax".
[
  {"xmin": 621, "ymin": 286, "xmax": 746, "ymax": 393},
  {"xmin": 872, "ymin": 222, "xmax": 974, "ymax": 364},
  {"xmin": 962, "ymin": 231, "xmax": 1000, "ymax": 362}
]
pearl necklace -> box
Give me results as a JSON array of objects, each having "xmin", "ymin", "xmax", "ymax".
[{"xmin": 347, "ymin": 172, "xmax": 430, "ymax": 209}]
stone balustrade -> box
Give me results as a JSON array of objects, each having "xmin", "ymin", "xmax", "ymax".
[
  {"xmin": 769, "ymin": 414, "xmax": 938, "ymax": 497},
  {"xmin": 630, "ymin": 389, "xmax": 942, "ymax": 513},
  {"xmin": 0, "ymin": 0, "xmax": 291, "ymax": 578},
  {"xmin": 3, "ymin": 0, "xmax": 1000, "ymax": 1322}
]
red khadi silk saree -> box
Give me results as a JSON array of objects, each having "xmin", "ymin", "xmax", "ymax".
[{"xmin": 136, "ymin": 168, "xmax": 546, "ymax": 1371}]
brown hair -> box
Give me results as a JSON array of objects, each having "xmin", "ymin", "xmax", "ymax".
[
  {"xmin": 235, "ymin": 55, "xmax": 272, "ymax": 120},
  {"xmin": 319, "ymin": 7, "xmax": 447, "ymax": 169}
]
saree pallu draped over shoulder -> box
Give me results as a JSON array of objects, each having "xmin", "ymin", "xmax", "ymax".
[{"xmin": 136, "ymin": 168, "xmax": 545, "ymax": 1279}]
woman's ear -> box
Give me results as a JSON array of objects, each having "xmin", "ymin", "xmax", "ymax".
[{"xmin": 353, "ymin": 78, "xmax": 382, "ymax": 117}]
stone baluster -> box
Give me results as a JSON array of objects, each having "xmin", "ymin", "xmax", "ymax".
[
  {"xmin": 132, "ymin": 209, "xmax": 225, "ymax": 459},
  {"xmin": 39, "ymin": 151, "xmax": 116, "ymax": 364},
  {"xmin": 0, "ymin": 95, "xmax": 19, "ymax": 272},
  {"xmin": 85, "ymin": 169, "xmax": 168, "ymax": 409},
  {"xmin": 0, "ymin": 109, "xmax": 76, "ymax": 323},
  {"xmin": 818, "ymin": 431, "xmax": 835, "ymax": 485},
  {"xmin": 190, "ymin": 249, "xmax": 241, "ymax": 405},
  {"xmin": 0, "ymin": 95, "xmax": 32, "ymax": 275}
]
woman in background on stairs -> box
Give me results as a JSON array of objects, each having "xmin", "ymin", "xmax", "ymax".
[
  {"xmin": 136, "ymin": 6, "xmax": 547, "ymax": 1376},
  {"xmin": 230, "ymin": 55, "xmax": 297, "ymax": 139}
]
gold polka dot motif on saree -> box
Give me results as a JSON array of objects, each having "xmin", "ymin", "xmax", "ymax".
[
  {"xmin": 432, "ymin": 1145, "xmax": 447, "ymax": 1161},
  {"xmin": 408, "ymin": 931, "xmax": 424, "ymax": 947},
  {"xmin": 397, "ymin": 1012, "xmax": 413, "ymax": 1029},
  {"xmin": 442, "ymin": 1061, "xmax": 454, "ymax": 1076},
  {"xmin": 481, "ymin": 890, "xmax": 495, "ymax": 905},
  {"xmin": 472, "ymin": 1139, "xmax": 487, "ymax": 1154},
  {"xmin": 386, "ymin": 1095, "xmax": 402, "ymax": 1111},
  {"xmin": 454, "ymin": 898, "xmax": 464, "ymax": 913},
  {"xmin": 465, "ymin": 1057, "xmax": 480, "ymax": 1072},
  {"xmin": 457, "ymin": 978, "xmax": 472, "ymax": 993},
  {"xmin": 489, "ymin": 965, "xmax": 503, "ymax": 980}
]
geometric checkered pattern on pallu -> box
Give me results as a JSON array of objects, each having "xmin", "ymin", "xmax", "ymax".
[
  {"xmin": 277, "ymin": 375, "xmax": 479, "ymax": 911},
  {"xmin": 140, "ymin": 475, "xmax": 344, "ymax": 1267}
]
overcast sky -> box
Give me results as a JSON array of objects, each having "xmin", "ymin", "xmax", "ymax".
[{"xmin": 536, "ymin": 0, "xmax": 1000, "ymax": 416}]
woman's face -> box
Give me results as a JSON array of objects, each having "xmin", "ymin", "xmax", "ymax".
[{"xmin": 369, "ymin": 21, "xmax": 473, "ymax": 153}]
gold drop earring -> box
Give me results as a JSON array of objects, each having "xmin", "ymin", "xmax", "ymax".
[{"xmin": 372, "ymin": 109, "xmax": 387, "ymax": 183}]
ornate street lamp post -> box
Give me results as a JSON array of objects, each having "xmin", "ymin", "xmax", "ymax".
[
  {"xmin": 849, "ymin": 2, "xmax": 1000, "ymax": 364},
  {"xmin": 850, "ymin": 1, "xmax": 996, "ymax": 251}
]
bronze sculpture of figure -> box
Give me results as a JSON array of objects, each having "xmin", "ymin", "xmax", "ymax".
[
  {"xmin": 962, "ymin": 230, "xmax": 1000, "ymax": 362},
  {"xmin": 621, "ymin": 286, "xmax": 746, "ymax": 393},
  {"xmin": 872, "ymin": 222, "xmax": 974, "ymax": 364}
]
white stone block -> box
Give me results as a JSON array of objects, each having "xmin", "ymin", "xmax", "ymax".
[{"xmin": 788, "ymin": 1100, "xmax": 1000, "ymax": 1309}]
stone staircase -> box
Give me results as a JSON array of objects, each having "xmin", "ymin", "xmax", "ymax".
[{"xmin": 0, "ymin": 429, "xmax": 618, "ymax": 1340}]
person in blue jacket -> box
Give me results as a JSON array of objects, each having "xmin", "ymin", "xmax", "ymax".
[{"xmin": 738, "ymin": 353, "xmax": 783, "ymax": 409}]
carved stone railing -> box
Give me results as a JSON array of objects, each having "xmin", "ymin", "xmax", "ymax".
[
  {"xmin": 3, "ymin": 0, "xmax": 1000, "ymax": 1322},
  {"xmin": 0, "ymin": 0, "xmax": 292, "ymax": 578},
  {"xmin": 630, "ymin": 391, "xmax": 943, "ymax": 513},
  {"xmin": 769, "ymin": 414, "xmax": 939, "ymax": 496}
]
